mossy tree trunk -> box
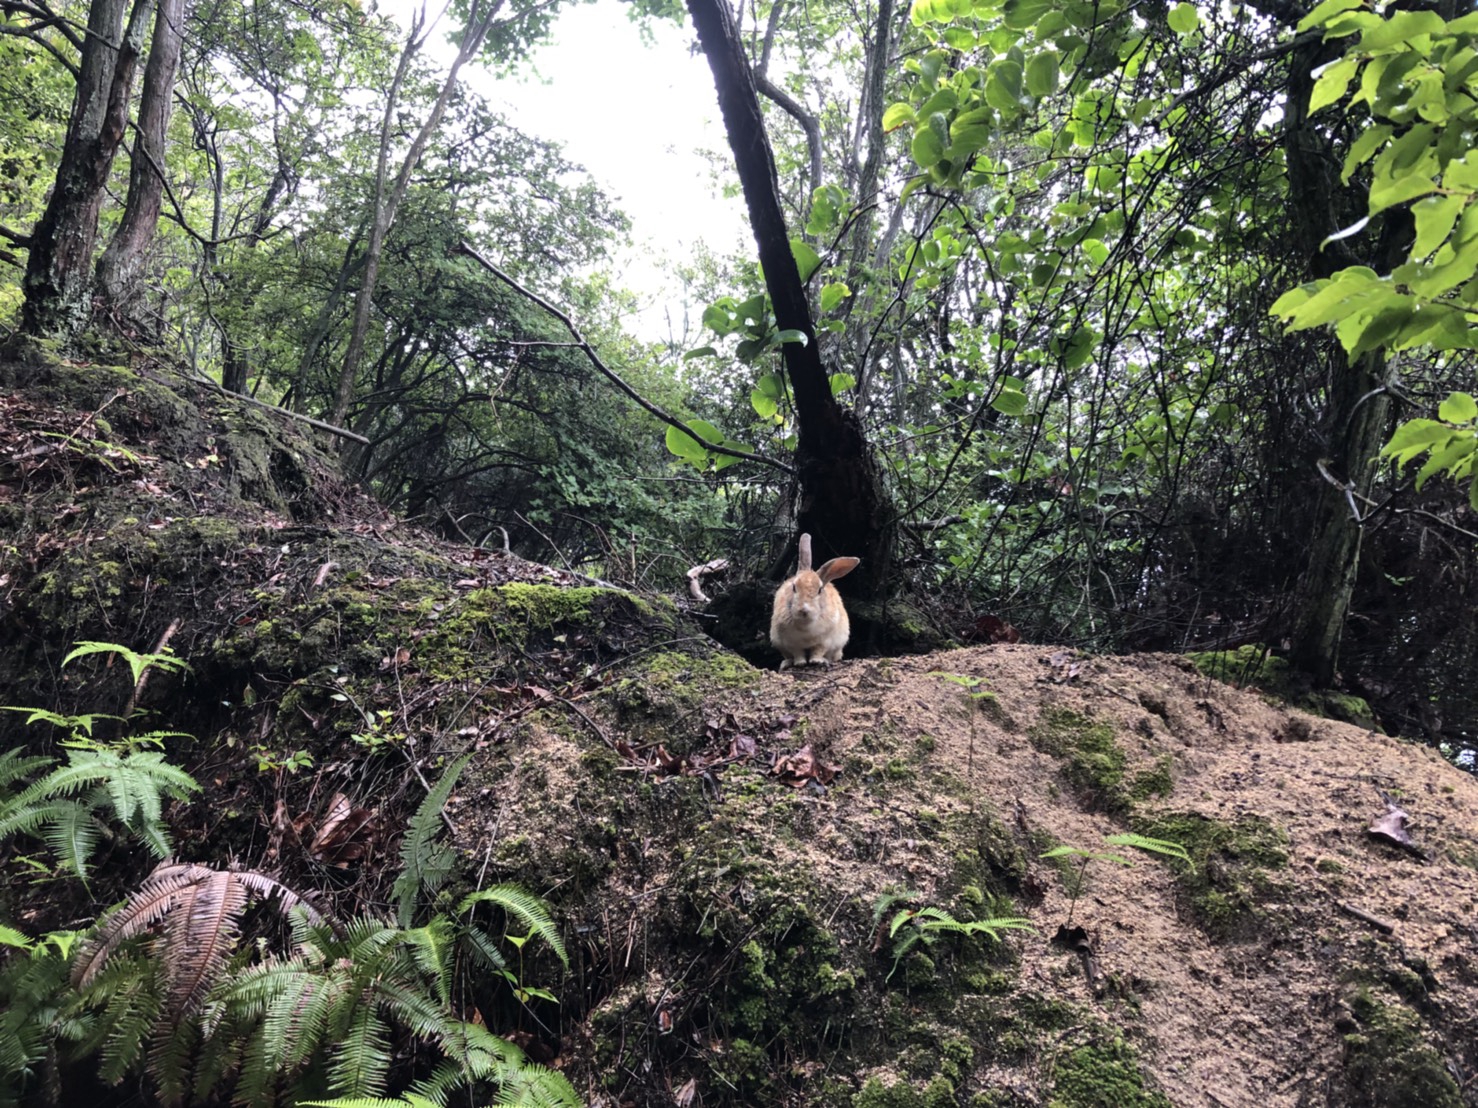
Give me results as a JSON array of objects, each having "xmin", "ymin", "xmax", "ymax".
[{"xmin": 1278, "ymin": 30, "xmax": 1402, "ymax": 686}]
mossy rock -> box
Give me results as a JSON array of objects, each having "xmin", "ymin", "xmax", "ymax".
[
  {"xmin": 1340, "ymin": 991, "xmax": 1462, "ymax": 1108},
  {"xmin": 1029, "ymin": 709, "xmax": 1134, "ymax": 814},
  {"xmin": 1186, "ymin": 644, "xmax": 1378, "ymax": 729},
  {"xmin": 1130, "ymin": 810, "xmax": 1289, "ymax": 939},
  {"xmin": 1048, "ymin": 1037, "xmax": 1170, "ymax": 1108}
]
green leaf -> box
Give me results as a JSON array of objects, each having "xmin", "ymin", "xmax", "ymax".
[
  {"xmin": 1381, "ymin": 418, "xmax": 1449, "ymax": 463},
  {"xmin": 1412, "ymin": 194, "xmax": 1465, "ymax": 259},
  {"xmin": 1438, "ymin": 392, "xmax": 1478, "ymax": 424},
  {"xmin": 912, "ymin": 127, "xmax": 945, "ymax": 169},
  {"xmin": 986, "ymin": 60, "xmax": 1024, "ymax": 112},
  {"xmin": 665, "ymin": 422, "xmax": 713, "ymax": 467},
  {"xmin": 882, "ymin": 102, "xmax": 916, "ymax": 132},
  {"xmin": 991, "ymin": 385, "xmax": 1028, "ymax": 416},
  {"xmin": 820, "ymin": 282, "xmax": 852, "ymax": 312},
  {"xmin": 1025, "ymin": 52, "xmax": 1060, "ymax": 96},
  {"xmin": 1358, "ymin": 9, "xmax": 1445, "ymax": 51},
  {"xmin": 756, "ymin": 373, "xmax": 784, "ymax": 400},
  {"xmin": 683, "ymin": 346, "xmax": 718, "ymax": 361},
  {"xmin": 790, "ymin": 239, "xmax": 823, "ymax": 282},
  {"xmin": 830, "ymin": 372, "xmax": 857, "ymax": 395},
  {"xmin": 1415, "ymin": 435, "xmax": 1477, "ymax": 489},
  {"xmin": 1342, "ymin": 124, "xmax": 1393, "ymax": 183},
  {"xmin": 1167, "ymin": 2, "xmax": 1198, "ymax": 34},
  {"xmin": 1297, "ymin": 0, "xmax": 1365, "ymax": 33},
  {"xmin": 1309, "ymin": 56, "xmax": 1358, "ymax": 114}
]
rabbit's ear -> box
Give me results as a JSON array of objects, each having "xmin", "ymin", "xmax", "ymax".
[
  {"xmin": 818, "ymin": 557, "xmax": 859, "ymax": 583},
  {"xmin": 797, "ymin": 533, "xmax": 813, "ymax": 571}
]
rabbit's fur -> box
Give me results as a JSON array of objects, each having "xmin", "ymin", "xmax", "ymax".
[{"xmin": 770, "ymin": 533, "xmax": 860, "ymax": 669}]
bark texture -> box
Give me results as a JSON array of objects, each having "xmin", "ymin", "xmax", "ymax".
[
  {"xmin": 95, "ymin": 0, "xmax": 186, "ymax": 316},
  {"xmin": 22, "ymin": 0, "xmax": 157, "ymax": 341}
]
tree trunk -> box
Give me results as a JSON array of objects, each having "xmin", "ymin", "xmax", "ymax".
[
  {"xmin": 95, "ymin": 0, "xmax": 185, "ymax": 317},
  {"xmin": 686, "ymin": 0, "xmax": 895, "ymax": 597},
  {"xmin": 329, "ymin": 0, "xmax": 497, "ymax": 431},
  {"xmin": 21, "ymin": 0, "xmax": 157, "ymax": 341},
  {"xmin": 1282, "ymin": 35, "xmax": 1400, "ymax": 685}
]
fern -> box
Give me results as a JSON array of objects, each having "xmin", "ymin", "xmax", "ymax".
[
  {"xmin": 458, "ymin": 884, "xmax": 569, "ymax": 969},
  {"xmin": 0, "ymin": 741, "xmax": 200, "ymax": 880},
  {"xmin": 62, "ymin": 640, "xmax": 189, "ymax": 687},
  {"xmin": 392, "ymin": 753, "xmax": 473, "ymax": 927},
  {"xmin": 1103, "ymin": 832, "xmax": 1196, "ymax": 871},
  {"xmin": 878, "ymin": 892, "xmax": 1034, "ymax": 979}
]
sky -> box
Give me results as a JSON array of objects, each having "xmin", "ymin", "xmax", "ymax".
[{"xmin": 389, "ymin": 0, "xmax": 753, "ymax": 339}]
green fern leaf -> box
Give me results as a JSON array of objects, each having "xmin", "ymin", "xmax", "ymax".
[
  {"xmin": 393, "ymin": 754, "xmax": 473, "ymax": 927},
  {"xmin": 457, "ymin": 885, "xmax": 568, "ymax": 968},
  {"xmin": 0, "ymin": 747, "xmax": 54, "ymax": 790},
  {"xmin": 1104, "ymin": 832, "xmax": 1195, "ymax": 871},
  {"xmin": 329, "ymin": 1000, "xmax": 393, "ymax": 1097},
  {"xmin": 40, "ymin": 801, "xmax": 102, "ymax": 880}
]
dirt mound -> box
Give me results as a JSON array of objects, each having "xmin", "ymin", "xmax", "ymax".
[
  {"xmin": 2, "ymin": 348, "xmax": 1475, "ymax": 1107},
  {"xmin": 473, "ymin": 644, "xmax": 1478, "ymax": 1106}
]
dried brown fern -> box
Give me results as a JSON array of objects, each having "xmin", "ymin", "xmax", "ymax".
[{"xmin": 73, "ymin": 861, "xmax": 324, "ymax": 1020}]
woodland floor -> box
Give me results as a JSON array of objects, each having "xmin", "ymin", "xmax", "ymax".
[{"xmin": 1, "ymin": 343, "xmax": 1476, "ymax": 1107}]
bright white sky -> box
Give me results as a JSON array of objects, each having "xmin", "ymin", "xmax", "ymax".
[{"xmin": 389, "ymin": 0, "xmax": 753, "ymax": 338}]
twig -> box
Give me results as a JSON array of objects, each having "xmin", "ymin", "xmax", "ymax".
[
  {"xmin": 189, "ymin": 372, "xmax": 370, "ymax": 444},
  {"xmin": 451, "ymin": 241, "xmax": 794, "ymax": 475},
  {"xmin": 1338, "ymin": 901, "xmax": 1396, "ymax": 935}
]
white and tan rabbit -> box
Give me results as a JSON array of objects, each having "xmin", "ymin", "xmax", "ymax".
[{"xmin": 770, "ymin": 533, "xmax": 860, "ymax": 670}]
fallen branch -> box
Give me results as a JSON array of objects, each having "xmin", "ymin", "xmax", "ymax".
[
  {"xmin": 1338, "ymin": 901, "xmax": 1395, "ymax": 935},
  {"xmin": 685, "ymin": 558, "xmax": 730, "ymax": 602}
]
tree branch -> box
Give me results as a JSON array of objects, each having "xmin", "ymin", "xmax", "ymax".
[{"xmin": 452, "ymin": 241, "xmax": 795, "ymax": 476}]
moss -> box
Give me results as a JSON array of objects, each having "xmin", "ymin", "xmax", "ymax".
[
  {"xmin": 1130, "ymin": 811, "xmax": 1289, "ymax": 938},
  {"xmin": 1049, "ymin": 1038, "xmax": 1170, "ymax": 1107},
  {"xmin": 1127, "ymin": 756, "xmax": 1173, "ymax": 800},
  {"xmin": 1341, "ymin": 992, "xmax": 1461, "ymax": 1107},
  {"xmin": 1029, "ymin": 710, "xmax": 1132, "ymax": 813},
  {"xmin": 1186, "ymin": 644, "xmax": 1378, "ymax": 728}
]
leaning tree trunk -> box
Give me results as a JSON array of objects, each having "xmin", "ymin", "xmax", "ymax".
[
  {"xmin": 685, "ymin": 0, "xmax": 895, "ymax": 597},
  {"xmin": 1281, "ymin": 33, "xmax": 1400, "ymax": 685},
  {"xmin": 22, "ymin": 0, "xmax": 157, "ymax": 341},
  {"xmin": 95, "ymin": 0, "xmax": 185, "ymax": 320}
]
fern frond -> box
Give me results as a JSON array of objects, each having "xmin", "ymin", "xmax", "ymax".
[
  {"xmin": 400, "ymin": 918, "xmax": 456, "ymax": 1008},
  {"xmin": 490, "ymin": 1062, "xmax": 583, "ymax": 1108},
  {"xmin": 231, "ymin": 870, "xmax": 325, "ymax": 924},
  {"xmin": 0, "ymin": 797, "xmax": 75, "ymax": 844},
  {"xmin": 1103, "ymin": 832, "xmax": 1196, "ymax": 871},
  {"xmin": 457, "ymin": 885, "xmax": 568, "ymax": 968},
  {"xmin": 74, "ymin": 863, "xmax": 200, "ymax": 988},
  {"xmin": 165, "ymin": 866, "xmax": 248, "ymax": 1017},
  {"xmin": 301, "ymin": 1097, "xmax": 442, "ymax": 1108},
  {"xmin": 455, "ymin": 924, "xmax": 508, "ymax": 974},
  {"xmin": 328, "ymin": 1000, "xmax": 393, "ymax": 1098},
  {"xmin": 394, "ymin": 754, "xmax": 472, "ymax": 927},
  {"xmin": 91, "ymin": 956, "xmax": 160, "ymax": 1086},
  {"xmin": 871, "ymin": 888, "xmax": 921, "ymax": 928},
  {"xmin": 146, "ymin": 1006, "xmax": 201, "ymax": 1108},
  {"xmin": 0, "ymin": 748, "xmax": 54, "ymax": 790},
  {"xmin": 40, "ymin": 801, "xmax": 102, "ymax": 880},
  {"xmin": 371, "ymin": 977, "xmax": 456, "ymax": 1045},
  {"xmin": 955, "ymin": 916, "xmax": 1036, "ymax": 938}
]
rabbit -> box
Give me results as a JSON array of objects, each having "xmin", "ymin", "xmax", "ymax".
[{"xmin": 770, "ymin": 533, "xmax": 860, "ymax": 670}]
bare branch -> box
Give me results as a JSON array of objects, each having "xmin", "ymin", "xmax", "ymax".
[{"xmin": 452, "ymin": 241, "xmax": 795, "ymax": 476}]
